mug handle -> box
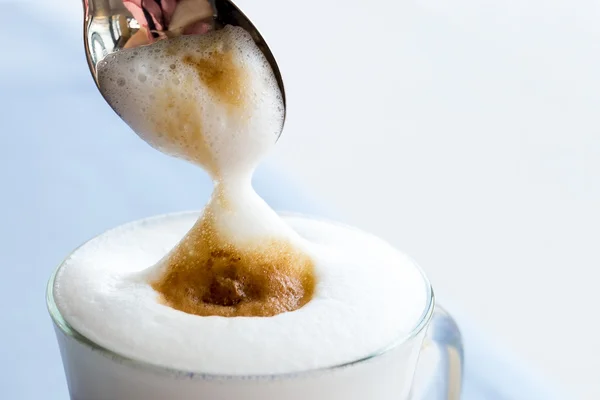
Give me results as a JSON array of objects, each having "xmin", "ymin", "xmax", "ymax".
[{"xmin": 411, "ymin": 306, "xmax": 464, "ymax": 399}]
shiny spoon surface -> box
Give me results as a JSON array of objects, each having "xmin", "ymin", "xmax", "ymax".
[{"xmin": 82, "ymin": 0, "xmax": 286, "ymax": 133}]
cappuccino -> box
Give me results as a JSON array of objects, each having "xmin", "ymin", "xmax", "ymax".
[
  {"xmin": 53, "ymin": 25, "xmax": 429, "ymax": 376},
  {"xmin": 53, "ymin": 212, "xmax": 429, "ymax": 375}
]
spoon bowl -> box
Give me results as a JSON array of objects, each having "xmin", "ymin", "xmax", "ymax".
[{"xmin": 82, "ymin": 0, "xmax": 285, "ymax": 134}]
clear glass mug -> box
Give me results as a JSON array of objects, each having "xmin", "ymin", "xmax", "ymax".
[{"xmin": 47, "ymin": 212, "xmax": 464, "ymax": 400}]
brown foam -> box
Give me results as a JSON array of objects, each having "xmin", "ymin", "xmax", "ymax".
[
  {"xmin": 182, "ymin": 48, "xmax": 247, "ymax": 108},
  {"xmin": 150, "ymin": 213, "xmax": 316, "ymax": 317},
  {"xmin": 147, "ymin": 84, "xmax": 218, "ymax": 175},
  {"xmin": 143, "ymin": 33, "xmax": 249, "ymax": 174}
]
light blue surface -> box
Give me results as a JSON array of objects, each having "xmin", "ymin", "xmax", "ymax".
[{"xmin": 0, "ymin": 3, "xmax": 559, "ymax": 399}]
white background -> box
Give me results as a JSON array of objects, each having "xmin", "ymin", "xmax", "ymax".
[
  {"xmin": 30, "ymin": 0, "xmax": 600, "ymax": 398},
  {"xmin": 255, "ymin": 0, "xmax": 600, "ymax": 398}
]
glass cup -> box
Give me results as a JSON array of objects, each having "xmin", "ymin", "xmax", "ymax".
[{"xmin": 47, "ymin": 212, "xmax": 463, "ymax": 400}]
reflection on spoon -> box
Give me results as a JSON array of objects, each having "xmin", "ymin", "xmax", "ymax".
[{"xmin": 123, "ymin": 0, "xmax": 215, "ymax": 48}]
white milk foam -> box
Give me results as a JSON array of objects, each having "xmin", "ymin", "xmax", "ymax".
[
  {"xmin": 54, "ymin": 212, "xmax": 429, "ymax": 374},
  {"xmin": 53, "ymin": 25, "xmax": 429, "ymax": 374}
]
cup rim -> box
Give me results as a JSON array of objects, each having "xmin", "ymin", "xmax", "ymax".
[{"xmin": 47, "ymin": 211, "xmax": 435, "ymax": 380}]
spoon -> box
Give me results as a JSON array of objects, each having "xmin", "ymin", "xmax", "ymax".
[{"xmin": 82, "ymin": 0, "xmax": 286, "ymax": 132}]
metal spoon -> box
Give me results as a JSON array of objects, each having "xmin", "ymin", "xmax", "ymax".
[{"xmin": 82, "ymin": 0, "xmax": 286, "ymax": 131}]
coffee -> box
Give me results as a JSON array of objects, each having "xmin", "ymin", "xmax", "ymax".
[
  {"xmin": 53, "ymin": 212, "xmax": 429, "ymax": 375},
  {"xmin": 53, "ymin": 24, "xmax": 429, "ymax": 375},
  {"xmin": 149, "ymin": 213, "xmax": 316, "ymax": 317}
]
